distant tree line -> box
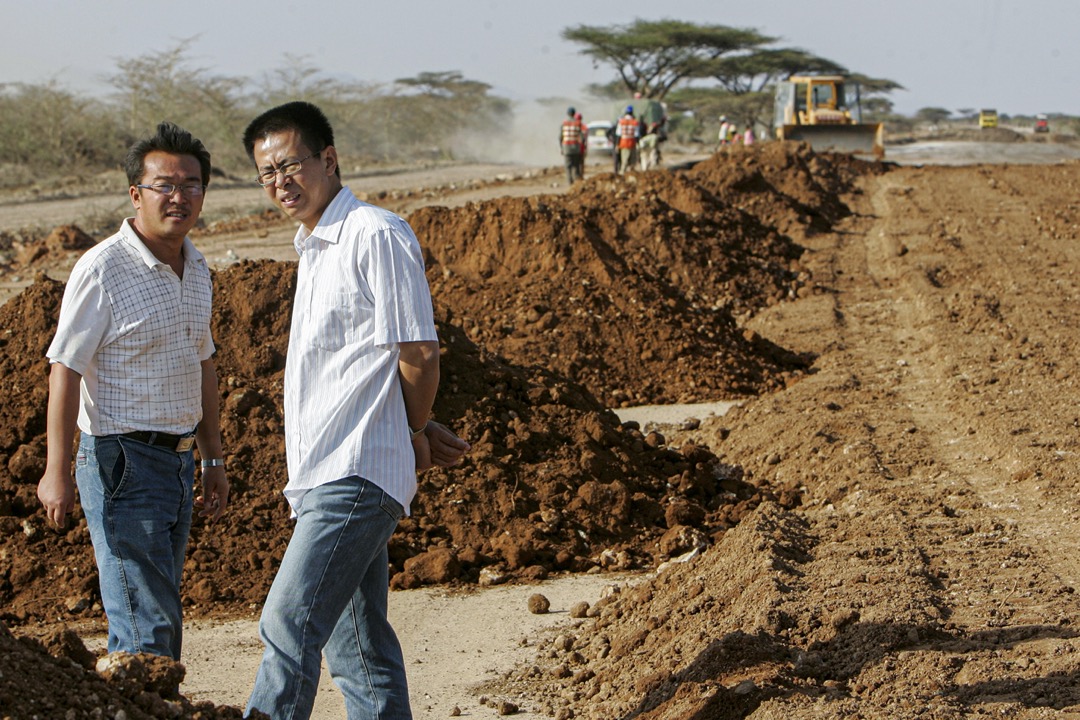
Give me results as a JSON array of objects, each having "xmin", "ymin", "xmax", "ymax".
[
  {"xmin": 0, "ymin": 42, "xmax": 511, "ymax": 186},
  {"xmin": 563, "ymin": 18, "xmax": 903, "ymax": 141}
]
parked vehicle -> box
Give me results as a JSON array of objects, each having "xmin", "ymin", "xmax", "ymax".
[
  {"xmin": 587, "ymin": 121, "xmax": 615, "ymax": 155},
  {"xmin": 1034, "ymin": 114, "xmax": 1050, "ymax": 133}
]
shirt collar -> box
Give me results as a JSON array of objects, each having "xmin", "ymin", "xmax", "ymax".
[
  {"xmin": 119, "ymin": 218, "xmax": 205, "ymax": 270},
  {"xmin": 293, "ymin": 186, "xmax": 357, "ymax": 256}
]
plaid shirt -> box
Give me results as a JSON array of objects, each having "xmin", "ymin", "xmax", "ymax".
[{"xmin": 47, "ymin": 219, "xmax": 214, "ymax": 435}]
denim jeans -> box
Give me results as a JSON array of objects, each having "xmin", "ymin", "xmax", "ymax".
[
  {"xmin": 75, "ymin": 432, "xmax": 194, "ymax": 659},
  {"xmin": 246, "ymin": 476, "xmax": 410, "ymax": 720}
]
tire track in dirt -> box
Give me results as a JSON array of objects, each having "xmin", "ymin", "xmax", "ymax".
[{"xmin": 862, "ymin": 167, "xmax": 1080, "ymax": 596}]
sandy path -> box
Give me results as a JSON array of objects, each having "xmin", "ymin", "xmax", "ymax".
[{"xmin": 84, "ymin": 572, "xmax": 642, "ymax": 717}]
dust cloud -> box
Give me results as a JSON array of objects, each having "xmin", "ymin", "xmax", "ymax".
[{"xmin": 453, "ymin": 99, "xmax": 624, "ymax": 165}]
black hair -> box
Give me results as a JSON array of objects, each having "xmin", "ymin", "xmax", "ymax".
[
  {"xmin": 123, "ymin": 122, "xmax": 212, "ymax": 187},
  {"xmin": 242, "ymin": 101, "xmax": 339, "ymax": 178}
]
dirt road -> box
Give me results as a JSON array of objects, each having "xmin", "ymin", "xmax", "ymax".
[
  {"xmin": 4, "ymin": 139, "xmax": 1080, "ymax": 718},
  {"xmin": 465, "ymin": 144, "xmax": 1080, "ymax": 718}
]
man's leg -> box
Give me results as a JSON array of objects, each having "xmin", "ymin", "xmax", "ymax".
[
  {"xmin": 324, "ymin": 536, "xmax": 411, "ymax": 718},
  {"xmin": 75, "ymin": 434, "xmax": 194, "ymax": 659},
  {"xmin": 246, "ymin": 476, "xmax": 407, "ymax": 720}
]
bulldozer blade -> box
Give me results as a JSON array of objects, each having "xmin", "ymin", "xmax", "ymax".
[{"xmin": 779, "ymin": 123, "xmax": 884, "ymax": 159}]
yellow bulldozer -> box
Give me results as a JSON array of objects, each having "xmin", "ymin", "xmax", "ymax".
[{"xmin": 774, "ymin": 75, "xmax": 884, "ymax": 159}]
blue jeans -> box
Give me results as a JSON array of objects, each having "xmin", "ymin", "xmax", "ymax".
[
  {"xmin": 75, "ymin": 433, "xmax": 194, "ymax": 659},
  {"xmin": 246, "ymin": 476, "xmax": 410, "ymax": 720}
]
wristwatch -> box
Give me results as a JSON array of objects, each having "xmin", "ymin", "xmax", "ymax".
[{"xmin": 201, "ymin": 458, "xmax": 225, "ymax": 469}]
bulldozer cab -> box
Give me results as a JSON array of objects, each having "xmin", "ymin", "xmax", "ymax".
[
  {"xmin": 774, "ymin": 74, "xmax": 882, "ymax": 158},
  {"xmin": 781, "ymin": 75, "xmax": 860, "ymax": 125}
]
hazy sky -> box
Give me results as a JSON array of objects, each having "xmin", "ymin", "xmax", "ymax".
[{"xmin": 3, "ymin": 0, "xmax": 1077, "ymax": 117}]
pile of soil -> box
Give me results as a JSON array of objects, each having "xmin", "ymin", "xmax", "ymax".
[
  {"xmin": 0, "ymin": 620, "xmax": 254, "ymax": 718},
  {"xmin": 411, "ymin": 142, "xmax": 864, "ymax": 407}
]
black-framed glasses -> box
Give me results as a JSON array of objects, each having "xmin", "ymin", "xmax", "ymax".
[
  {"xmin": 136, "ymin": 183, "xmax": 206, "ymax": 198},
  {"xmin": 256, "ymin": 151, "xmax": 322, "ymax": 186}
]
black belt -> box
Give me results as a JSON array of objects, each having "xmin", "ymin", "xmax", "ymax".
[{"xmin": 120, "ymin": 431, "xmax": 196, "ymax": 452}]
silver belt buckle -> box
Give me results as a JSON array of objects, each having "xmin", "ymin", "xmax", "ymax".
[{"xmin": 176, "ymin": 436, "xmax": 195, "ymax": 452}]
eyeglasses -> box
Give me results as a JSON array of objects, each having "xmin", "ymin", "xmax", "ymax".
[
  {"xmin": 256, "ymin": 151, "xmax": 322, "ymax": 186},
  {"xmin": 136, "ymin": 183, "xmax": 206, "ymax": 198}
]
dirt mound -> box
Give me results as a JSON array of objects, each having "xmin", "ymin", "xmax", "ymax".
[
  {"xmin": 0, "ymin": 265, "xmax": 784, "ymax": 626},
  {"xmin": 933, "ymin": 126, "xmax": 1027, "ymax": 144},
  {"xmin": 408, "ymin": 144, "xmax": 874, "ymax": 407},
  {"xmin": 0, "ymin": 620, "xmax": 255, "ymax": 718},
  {"xmin": 0, "ymin": 224, "xmax": 95, "ymax": 283}
]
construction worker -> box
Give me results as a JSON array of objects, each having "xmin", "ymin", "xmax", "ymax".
[
  {"xmin": 574, "ymin": 111, "xmax": 588, "ymax": 180},
  {"xmin": 718, "ymin": 116, "xmax": 731, "ymax": 147},
  {"xmin": 559, "ymin": 106, "xmax": 585, "ymax": 185},
  {"xmin": 617, "ymin": 105, "xmax": 639, "ymax": 175}
]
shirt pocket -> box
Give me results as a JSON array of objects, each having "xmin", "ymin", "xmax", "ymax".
[{"xmin": 309, "ymin": 291, "xmax": 364, "ymax": 351}]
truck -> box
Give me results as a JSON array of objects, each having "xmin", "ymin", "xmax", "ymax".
[
  {"xmin": 978, "ymin": 109, "xmax": 998, "ymax": 129},
  {"xmin": 774, "ymin": 75, "xmax": 884, "ymax": 159}
]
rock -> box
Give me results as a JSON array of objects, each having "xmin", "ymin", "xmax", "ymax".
[
  {"xmin": 528, "ymin": 593, "xmax": 550, "ymax": 614},
  {"xmin": 658, "ymin": 525, "xmax": 709, "ymax": 557},
  {"xmin": 7, "ymin": 444, "xmax": 45, "ymax": 483},
  {"xmin": 664, "ymin": 498, "xmax": 707, "ymax": 529},
  {"xmin": 478, "ymin": 566, "xmax": 510, "ymax": 586},
  {"xmin": 402, "ymin": 548, "xmax": 461, "ymax": 584}
]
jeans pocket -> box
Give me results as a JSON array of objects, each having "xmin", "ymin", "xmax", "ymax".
[
  {"xmin": 99, "ymin": 438, "xmax": 130, "ymax": 500},
  {"xmin": 379, "ymin": 491, "xmax": 405, "ymax": 523}
]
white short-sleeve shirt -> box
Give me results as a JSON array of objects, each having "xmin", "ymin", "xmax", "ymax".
[
  {"xmin": 283, "ymin": 187, "xmax": 437, "ymax": 515},
  {"xmin": 46, "ymin": 219, "xmax": 215, "ymax": 436}
]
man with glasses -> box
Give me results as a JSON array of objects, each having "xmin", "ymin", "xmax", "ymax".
[
  {"xmin": 241, "ymin": 101, "xmax": 469, "ymax": 719},
  {"xmin": 37, "ymin": 121, "xmax": 229, "ymax": 661}
]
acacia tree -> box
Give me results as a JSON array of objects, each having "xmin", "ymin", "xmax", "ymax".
[
  {"xmin": 0, "ymin": 82, "xmax": 121, "ymax": 173},
  {"xmin": 916, "ymin": 107, "xmax": 952, "ymax": 124},
  {"xmin": 700, "ymin": 48, "xmax": 846, "ymax": 95},
  {"xmin": 563, "ymin": 19, "xmax": 774, "ymax": 99},
  {"xmin": 109, "ymin": 40, "xmax": 250, "ymax": 172}
]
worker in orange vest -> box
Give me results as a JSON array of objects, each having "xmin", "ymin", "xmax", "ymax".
[
  {"xmin": 574, "ymin": 111, "xmax": 588, "ymax": 180},
  {"xmin": 617, "ymin": 106, "xmax": 639, "ymax": 175},
  {"xmin": 559, "ymin": 106, "xmax": 586, "ymax": 185}
]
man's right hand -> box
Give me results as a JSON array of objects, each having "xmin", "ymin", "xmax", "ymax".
[
  {"xmin": 38, "ymin": 468, "xmax": 75, "ymax": 528},
  {"xmin": 424, "ymin": 421, "xmax": 471, "ymax": 468}
]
